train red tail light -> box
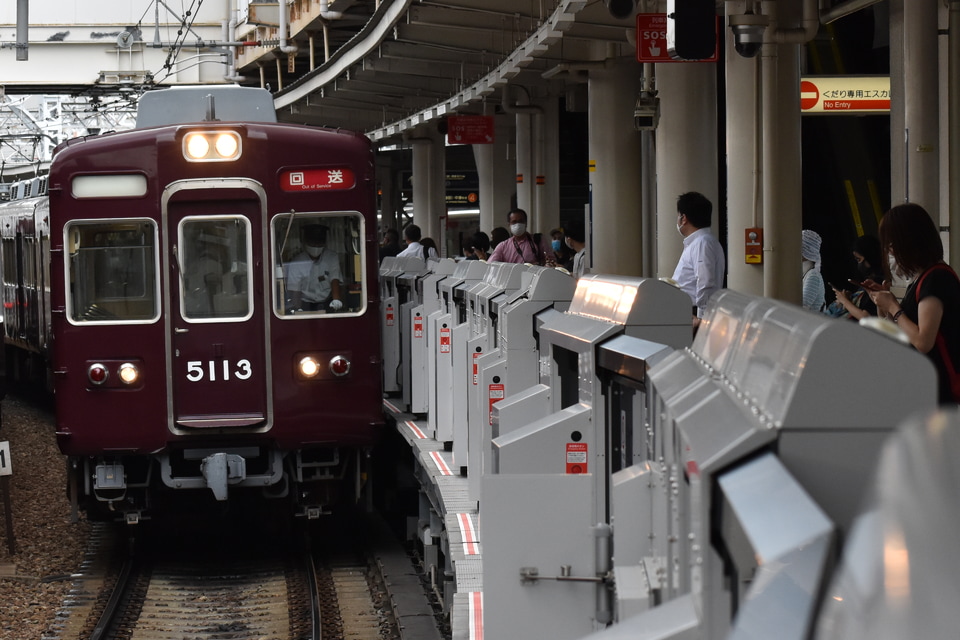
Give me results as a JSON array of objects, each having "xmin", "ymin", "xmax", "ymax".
[
  {"xmin": 88, "ymin": 363, "xmax": 109, "ymax": 385},
  {"xmin": 329, "ymin": 356, "xmax": 351, "ymax": 377}
]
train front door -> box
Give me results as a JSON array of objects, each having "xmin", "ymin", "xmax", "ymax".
[{"xmin": 163, "ymin": 180, "xmax": 271, "ymax": 431}]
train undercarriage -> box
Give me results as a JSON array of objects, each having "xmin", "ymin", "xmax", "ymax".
[{"xmin": 66, "ymin": 444, "xmax": 373, "ymax": 524}]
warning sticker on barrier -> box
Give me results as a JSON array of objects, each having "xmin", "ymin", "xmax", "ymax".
[
  {"xmin": 566, "ymin": 442, "xmax": 588, "ymax": 474},
  {"xmin": 385, "ymin": 305, "xmax": 394, "ymax": 326},
  {"xmin": 439, "ymin": 327, "xmax": 451, "ymax": 354},
  {"xmin": 488, "ymin": 383, "xmax": 505, "ymax": 425},
  {"xmin": 414, "ymin": 316, "xmax": 424, "ymax": 339},
  {"xmin": 472, "ymin": 352, "xmax": 481, "ymax": 385}
]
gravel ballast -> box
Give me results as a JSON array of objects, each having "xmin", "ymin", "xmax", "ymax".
[{"xmin": 0, "ymin": 395, "xmax": 91, "ymax": 640}]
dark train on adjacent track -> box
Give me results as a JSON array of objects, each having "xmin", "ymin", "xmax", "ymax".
[{"xmin": 0, "ymin": 86, "xmax": 384, "ymax": 522}]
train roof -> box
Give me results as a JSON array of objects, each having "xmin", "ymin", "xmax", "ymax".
[{"xmin": 135, "ymin": 85, "xmax": 278, "ymax": 128}]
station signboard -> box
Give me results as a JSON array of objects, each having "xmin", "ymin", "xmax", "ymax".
[
  {"xmin": 447, "ymin": 115, "xmax": 494, "ymax": 145},
  {"xmin": 800, "ymin": 76, "xmax": 890, "ymax": 114},
  {"xmin": 636, "ymin": 13, "xmax": 718, "ymax": 63}
]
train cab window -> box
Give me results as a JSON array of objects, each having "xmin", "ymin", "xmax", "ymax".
[
  {"xmin": 178, "ymin": 217, "xmax": 251, "ymax": 321},
  {"xmin": 272, "ymin": 212, "xmax": 366, "ymax": 317},
  {"xmin": 65, "ymin": 220, "xmax": 159, "ymax": 323}
]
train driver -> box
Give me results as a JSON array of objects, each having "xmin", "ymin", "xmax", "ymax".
[{"xmin": 285, "ymin": 224, "xmax": 344, "ymax": 313}]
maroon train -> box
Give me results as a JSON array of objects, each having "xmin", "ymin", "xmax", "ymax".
[{"xmin": 0, "ymin": 87, "xmax": 384, "ymax": 522}]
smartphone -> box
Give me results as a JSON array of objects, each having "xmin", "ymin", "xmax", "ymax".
[{"xmin": 830, "ymin": 282, "xmax": 849, "ymax": 292}]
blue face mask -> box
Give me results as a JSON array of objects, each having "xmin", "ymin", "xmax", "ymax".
[{"xmin": 551, "ymin": 239, "xmax": 561, "ymax": 252}]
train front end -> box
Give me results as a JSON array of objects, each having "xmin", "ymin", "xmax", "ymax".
[{"xmin": 49, "ymin": 112, "xmax": 383, "ymax": 522}]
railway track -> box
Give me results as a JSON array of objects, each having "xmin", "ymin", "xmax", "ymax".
[{"xmin": 46, "ymin": 514, "xmax": 398, "ymax": 640}]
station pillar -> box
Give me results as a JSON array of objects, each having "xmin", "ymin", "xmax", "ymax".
[
  {"xmin": 410, "ymin": 125, "xmax": 446, "ymax": 242},
  {"xmin": 724, "ymin": 20, "xmax": 764, "ymax": 296},
  {"xmin": 760, "ymin": 40, "xmax": 803, "ymax": 306},
  {"xmin": 897, "ymin": 0, "xmax": 939, "ymax": 216},
  {"xmin": 588, "ymin": 55, "xmax": 644, "ymax": 276},
  {"xmin": 473, "ymin": 107, "xmax": 515, "ymax": 234},
  {"xmin": 534, "ymin": 96, "xmax": 561, "ymax": 236},
  {"xmin": 654, "ymin": 61, "xmax": 720, "ymax": 282}
]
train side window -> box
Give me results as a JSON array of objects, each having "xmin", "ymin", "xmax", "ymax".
[
  {"xmin": 178, "ymin": 217, "xmax": 251, "ymax": 321},
  {"xmin": 272, "ymin": 212, "xmax": 366, "ymax": 318},
  {"xmin": 65, "ymin": 220, "xmax": 159, "ymax": 324}
]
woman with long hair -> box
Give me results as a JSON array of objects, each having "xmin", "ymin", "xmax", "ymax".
[{"xmin": 868, "ymin": 203, "xmax": 960, "ymax": 404}]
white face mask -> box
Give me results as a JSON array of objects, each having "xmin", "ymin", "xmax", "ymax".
[
  {"xmin": 887, "ymin": 252, "xmax": 900, "ymax": 278},
  {"xmin": 306, "ymin": 245, "xmax": 323, "ymax": 259},
  {"xmin": 510, "ymin": 223, "xmax": 526, "ymax": 237}
]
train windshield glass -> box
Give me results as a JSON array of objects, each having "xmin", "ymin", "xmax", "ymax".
[
  {"xmin": 272, "ymin": 212, "xmax": 365, "ymax": 317},
  {"xmin": 179, "ymin": 217, "xmax": 251, "ymax": 321},
  {"xmin": 65, "ymin": 220, "xmax": 159, "ymax": 324}
]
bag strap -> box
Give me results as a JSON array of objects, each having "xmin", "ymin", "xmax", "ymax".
[{"xmin": 914, "ymin": 263, "xmax": 957, "ymax": 301}]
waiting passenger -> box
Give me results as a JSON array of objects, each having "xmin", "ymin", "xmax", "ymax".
[
  {"xmin": 868, "ymin": 203, "xmax": 960, "ymax": 404},
  {"xmin": 828, "ymin": 234, "xmax": 884, "ymax": 320},
  {"xmin": 470, "ymin": 231, "xmax": 491, "ymax": 261},
  {"xmin": 397, "ymin": 224, "xmax": 438, "ymax": 260},
  {"xmin": 801, "ymin": 229, "xmax": 825, "ymax": 312}
]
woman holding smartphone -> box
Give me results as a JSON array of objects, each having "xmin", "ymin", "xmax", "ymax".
[
  {"xmin": 830, "ymin": 234, "xmax": 884, "ymax": 320},
  {"xmin": 869, "ymin": 203, "xmax": 960, "ymax": 404}
]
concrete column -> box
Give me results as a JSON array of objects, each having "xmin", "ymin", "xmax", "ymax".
[
  {"xmin": 411, "ymin": 137, "xmax": 431, "ymax": 232},
  {"xmin": 889, "ymin": 0, "xmax": 906, "ymax": 205},
  {"xmin": 534, "ymin": 96, "xmax": 561, "ymax": 236},
  {"xmin": 654, "ymin": 62, "xmax": 720, "ymax": 279},
  {"xmin": 902, "ymin": 0, "xmax": 939, "ymax": 214},
  {"xmin": 473, "ymin": 109, "xmax": 515, "ymax": 234},
  {"xmin": 428, "ymin": 132, "xmax": 446, "ymax": 242},
  {"xmin": 515, "ymin": 111, "xmax": 534, "ymax": 216},
  {"xmin": 760, "ymin": 39, "xmax": 804, "ymax": 305},
  {"xmin": 409, "ymin": 126, "xmax": 446, "ymax": 240},
  {"xmin": 377, "ymin": 156, "xmax": 399, "ymax": 234},
  {"xmin": 589, "ymin": 57, "xmax": 644, "ymax": 276},
  {"xmin": 724, "ymin": 14, "xmax": 765, "ymax": 296},
  {"xmin": 950, "ymin": 0, "xmax": 960, "ymax": 267}
]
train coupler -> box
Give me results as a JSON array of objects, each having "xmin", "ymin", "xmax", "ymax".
[
  {"xmin": 200, "ymin": 452, "xmax": 247, "ymax": 501},
  {"xmin": 94, "ymin": 463, "xmax": 126, "ymax": 502}
]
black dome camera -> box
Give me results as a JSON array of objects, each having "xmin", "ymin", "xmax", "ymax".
[
  {"xmin": 604, "ymin": 0, "xmax": 638, "ymax": 20},
  {"xmin": 730, "ymin": 13, "xmax": 767, "ymax": 58}
]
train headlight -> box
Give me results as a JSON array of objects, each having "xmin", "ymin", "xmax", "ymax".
[
  {"xmin": 185, "ymin": 134, "xmax": 210, "ymax": 160},
  {"xmin": 214, "ymin": 133, "xmax": 239, "ymax": 158},
  {"xmin": 298, "ymin": 356, "xmax": 321, "ymax": 379},
  {"xmin": 329, "ymin": 355, "xmax": 351, "ymax": 377},
  {"xmin": 88, "ymin": 363, "xmax": 109, "ymax": 385},
  {"xmin": 118, "ymin": 362, "xmax": 140, "ymax": 385},
  {"xmin": 183, "ymin": 131, "xmax": 242, "ymax": 162}
]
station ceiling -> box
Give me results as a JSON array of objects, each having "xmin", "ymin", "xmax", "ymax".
[{"xmin": 248, "ymin": 0, "xmax": 640, "ymax": 142}]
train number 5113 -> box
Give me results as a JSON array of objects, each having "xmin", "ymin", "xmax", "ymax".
[{"xmin": 186, "ymin": 359, "xmax": 253, "ymax": 382}]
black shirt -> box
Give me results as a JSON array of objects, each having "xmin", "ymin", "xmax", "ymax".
[{"xmin": 901, "ymin": 264, "xmax": 960, "ymax": 404}]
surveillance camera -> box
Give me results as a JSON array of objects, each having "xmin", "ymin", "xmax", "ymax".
[
  {"xmin": 729, "ymin": 12, "xmax": 768, "ymax": 58},
  {"xmin": 604, "ymin": 0, "xmax": 638, "ymax": 20},
  {"xmin": 634, "ymin": 92, "xmax": 660, "ymax": 131}
]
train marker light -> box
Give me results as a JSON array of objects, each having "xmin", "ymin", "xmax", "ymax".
[
  {"xmin": 118, "ymin": 362, "xmax": 140, "ymax": 385},
  {"xmin": 183, "ymin": 131, "xmax": 242, "ymax": 162},
  {"xmin": 298, "ymin": 356, "xmax": 321, "ymax": 379},
  {"xmin": 88, "ymin": 363, "xmax": 109, "ymax": 385},
  {"xmin": 329, "ymin": 355, "xmax": 351, "ymax": 377}
]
